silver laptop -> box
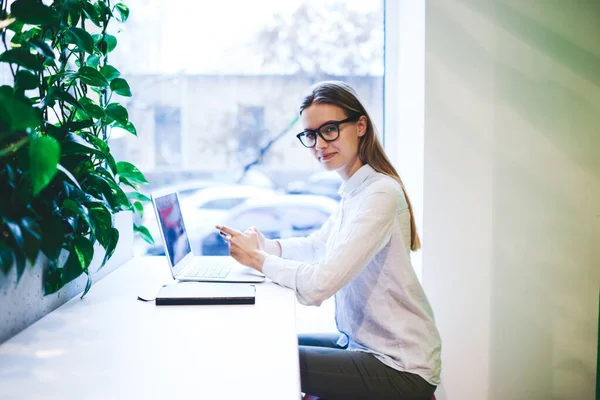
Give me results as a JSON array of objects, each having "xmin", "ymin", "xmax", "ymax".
[{"xmin": 151, "ymin": 191, "xmax": 265, "ymax": 283}]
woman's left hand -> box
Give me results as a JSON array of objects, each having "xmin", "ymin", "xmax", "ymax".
[{"xmin": 215, "ymin": 225, "xmax": 267, "ymax": 272}]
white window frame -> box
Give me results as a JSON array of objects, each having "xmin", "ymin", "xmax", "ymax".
[{"xmin": 384, "ymin": 0, "xmax": 426, "ymax": 280}]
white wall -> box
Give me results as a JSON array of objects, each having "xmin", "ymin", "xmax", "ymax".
[{"xmin": 422, "ymin": 0, "xmax": 600, "ymax": 399}]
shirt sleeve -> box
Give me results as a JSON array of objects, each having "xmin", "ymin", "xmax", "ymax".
[
  {"xmin": 275, "ymin": 207, "xmax": 338, "ymax": 263},
  {"xmin": 262, "ymin": 190, "xmax": 398, "ymax": 306}
]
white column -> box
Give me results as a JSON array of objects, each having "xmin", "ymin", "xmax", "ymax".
[{"xmin": 384, "ymin": 0, "xmax": 426, "ymax": 279}]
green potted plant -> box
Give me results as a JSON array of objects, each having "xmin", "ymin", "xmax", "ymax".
[{"xmin": 0, "ymin": 0, "xmax": 153, "ymax": 297}]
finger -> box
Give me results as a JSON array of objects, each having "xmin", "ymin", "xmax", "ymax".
[
  {"xmin": 216, "ymin": 225, "xmax": 242, "ymax": 237},
  {"xmin": 219, "ymin": 230, "xmax": 231, "ymax": 241}
]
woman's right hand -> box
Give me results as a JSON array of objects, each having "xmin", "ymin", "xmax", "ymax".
[{"xmin": 244, "ymin": 226, "xmax": 281, "ymax": 257}]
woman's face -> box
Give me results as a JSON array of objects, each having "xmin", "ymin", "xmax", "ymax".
[{"xmin": 300, "ymin": 103, "xmax": 366, "ymax": 181}]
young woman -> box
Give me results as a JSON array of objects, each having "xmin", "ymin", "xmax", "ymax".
[{"xmin": 217, "ymin": 81, "xmax": 441, "ymax": 400}]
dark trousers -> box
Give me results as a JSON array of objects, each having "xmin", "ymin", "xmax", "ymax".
[{"xmin": 299, "ymin": 334, "xmax": 436, "ymax": 400}]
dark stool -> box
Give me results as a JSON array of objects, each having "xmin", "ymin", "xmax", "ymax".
[{"xmin": 303, "ymin": 395, "xmax": 436, "ymax": 399}]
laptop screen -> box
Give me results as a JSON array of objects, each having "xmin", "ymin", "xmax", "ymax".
[{"xmin": 153, "ymin": 193, "xmax": 192, "ymax": 267}]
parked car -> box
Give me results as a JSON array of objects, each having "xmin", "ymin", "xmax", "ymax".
[
  {"xmin": 136, "ymin": 184, "xmax": 277, "ymax": 256},
  {"xmin": 133, "ymin": 179, "xmax": 225, "ymax": 227},
  {"xmin": 286, "ymin": 171, "xmax": 343, "ymax": 200},
  {"xmin": 156, "ymin": 179, "xmax": 226, "ymax": 199},
  {"xmin": 201, "ymin": 194, "xmax": 339, "ymax": 255}
]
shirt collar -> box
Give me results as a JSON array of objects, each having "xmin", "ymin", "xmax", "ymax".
[{"xmin": 338, "ymin": 164, "xmax": 375, "ymax": 197}]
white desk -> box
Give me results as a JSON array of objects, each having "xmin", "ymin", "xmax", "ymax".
[{"xmin": 0, "ymin": 257, "xmax": 301, "ymax": 400}]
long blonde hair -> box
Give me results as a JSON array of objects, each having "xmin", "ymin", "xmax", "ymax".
[{"xmin": 299, "ymin": 81, "xmax": 421, "ymax": 251}]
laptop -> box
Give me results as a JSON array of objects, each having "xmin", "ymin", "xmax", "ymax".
[{"xmin": 151, "ymin": 191, "xmax": 265, "ymax": 283}]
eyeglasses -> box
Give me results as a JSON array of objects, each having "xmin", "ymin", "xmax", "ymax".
[{"xmin": 296, "ymin": 116, "xmax": 360, "ymax": 148}]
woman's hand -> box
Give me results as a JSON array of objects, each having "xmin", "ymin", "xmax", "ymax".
[
  {"xmin": 246, "ymin": 226, "xmax": 266, "ymax": 249},
  {"xmin": 216, "ymin": 225, "xmax": 267, "ymax": 272},
  {"xmin": 245, "ymin": 226, "xmax": 282, "ymax": 257}
]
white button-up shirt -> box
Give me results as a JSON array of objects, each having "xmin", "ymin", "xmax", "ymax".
[{"xmin": 262, "ymin": 164, "xmax": 442, "ymax": 385}]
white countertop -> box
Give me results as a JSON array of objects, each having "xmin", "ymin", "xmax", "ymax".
[{"xmin": 0, "ymin": 256, "xmax": 301, "ymax": 400}]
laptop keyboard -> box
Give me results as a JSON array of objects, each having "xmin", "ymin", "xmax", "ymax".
[{"xmin": 183, "ymin": 263, "xmax": 231, "ymax": 279}]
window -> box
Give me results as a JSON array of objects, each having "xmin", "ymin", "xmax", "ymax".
[
  {"xmin": 154, "ymin": 106, "xmax": 181, "ymax": 168},
  {"xmin": 110, "ymin": 0, "xmax": 385, "ymax": 256}
]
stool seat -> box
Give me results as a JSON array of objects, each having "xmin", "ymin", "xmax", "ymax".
[{"xmin": 303, "ymin": 394, "xmax": 435, "ymax": 399}]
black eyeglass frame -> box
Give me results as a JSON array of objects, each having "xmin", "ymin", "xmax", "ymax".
[{"xmin": 296, "ymin": 116, "xmax": 362, "ymax": 148}]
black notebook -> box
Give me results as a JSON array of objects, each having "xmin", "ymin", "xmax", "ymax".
[{"xmin": 155, "ymin": 282, "xmax": 256, "ymax": 306}]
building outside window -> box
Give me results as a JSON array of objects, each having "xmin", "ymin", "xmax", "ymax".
[{"xmin": 107, "ymin": 0, "xmax": 385, "ymax": 256}]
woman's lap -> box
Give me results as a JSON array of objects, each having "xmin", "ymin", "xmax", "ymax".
[{"xmin": 298, "ymin": 334, "xmax": 435, "ymax": 400}]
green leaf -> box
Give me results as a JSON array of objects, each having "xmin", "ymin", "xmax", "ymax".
[
  {"xmin": 15, "ymin": 70, "xmax": 38, "ymax": 90},
  {"xmin": 133, "ymin": 201, "xmax": 143, "ymax": 219},
  {"xmin": 113, "ymin": 3, "xmax": 129, "ymax": 22},
  {"xmin": 96, "ymin": 165, "xmax": 114, "ymax": 180},
  {"xmin": 88, "ymin": 204, "xmax": 117, "ymax": 265},
  {"xmin": 47, "ymin": 70, "xmax": 78, "ymax": 86},
  {"xmin": 20, "ymin": 217, "xmax": 41, "ymax": 265},
  {"xmin": 6, "ymin": 18, "xmax": 23, "ymax": 33},
  {"xmin": 64, "ymin": 0, "xmax": 82, "ymax": 27},
  {"xmin": 86, "ymin": 173, "xmax": 131, "ymax": 212},
  {"xmin": 0, "ymin": 48, "xmax": 44, "ymax": 71},
  {"xmin": 28, "ymin": 37, "xmax": 54, "ymax": 60},
  {"xmin": 0, "ymin": 90, "xmax": 41, "ymax": 132},
  {"xmin": 89, "ymin": 203, "xmax": 112, "ymax": 235},
  {"xmin": 82, "ymin": 131, "xmax": 111, "ymax": 154},
  {"xmin": 43, "ymin": 265, "xmax": 63, "ymax": 295},
  {"xmin": 93, "ymin": 33, "xmax": 117, "ymax": 55},
  {"xmin": 61, "ymin": 251, "xmax": 85, "ymax": 286},
  {"xmin": 99, "ymin": 65, "xmax": 120, "ymax": 82},
  {"xmin": 0, "ymin": 241, "xmax": 14, "ymax": 275},
  {"xmin": 64, "ymin": 27, "xmax": 95, "ymax": 54},
  {"xmin": 82, "ymin": 1, "xmax": 101, "ymax": 27},
  {"xmin": 126, "ymin": 122, "xmax": 137, "ymax": 136},
  {"xmin": 86, "ymin": 54, "xmax": 100, "ymax": 68},
  {"xmin": 118, "ymin": 176, "xmax": 139, "ymax": 191},
  {"xmin": 94, "ymin": 0, "xmax": 112, "ymax": 20},
  {"xmin": 79, "ymin": 97, "xmax": 106, "ymax": 119},
  {"xmin": 61, "ymin": 120, "xmax": 95, "ymax": 132},
  {"xmin": 57, "ymin": 164, "xmax": 81, "ymax": 189},
  {"xmin": 5, "ymin": 220, "xmax": 26, "ymax": 281},
  {"xmin": 73, "ymin": 236, "xmax": 94, "ymax": 270},
  {"xmin": 10, "ymin": 0, "xmax": 59, "ymax": 25},
  {"xmin": 107, "ymin": 153, "xmax": 118, "ymax": 175},
  {"xmin": 43, "ymin": 86, "xmax": 82, "ymax": 109},
  {"xmin": 105, "ymin": 103, "xmax": 128, "ymax": 125},
  {"xmin": 104, "ymin": 34, "xmax": 117, "ymax": 53},
  {"xmin": 78, "ymin": 66, "xmax": 109, "ymax": 87},
  {"xmin": 100, "ymin": 227, "xmax": 119, "ymax": 268},
  {"xmin": 21, "ymin": 216, "xmax": 41, "ymax": 241},
  {"xmin": 126, "ymin": 191, "xmax": 151, "ymax": 202},
  {"xmin": 109, "ymin": 78, "xmax": 131, "ymax": 96},
  {"xmin": 81, "ymin": 271, "xmax": 92, "ymax": 298},
  {"xmin": 5, "ymin": 220, "xmax": 24, "ymax": 249},
  {"xmin": 39, "ymin": 215, "xmax": 64, "ymax": 263},
  {"xmin": 60, "ymin": 132, "xmax": 104, "ymax": 158},
  {"xmin": 117, "ymin": 161, "xmax": 148, "ymax": 184},
  {"xmin": 62, "ymin": 198, "xmax": 92, "ymax": 231},
  {"xmin": 134, "ymin": 224, "xmax": 155, "ymax": 245},
  {"xmin": 115, "ymin": 121, "xmax": 137, "ymax": 136},
  {"xmin": 29, "ymin": 135, "xmax": 61, "ymax": 196}
]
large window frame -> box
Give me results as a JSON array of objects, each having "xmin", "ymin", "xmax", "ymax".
[{"xmin": 384, "ymin": 0, "xmax": 426, "ymax": 280}]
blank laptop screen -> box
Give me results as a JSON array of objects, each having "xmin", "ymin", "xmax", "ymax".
[{"xmin": 154, "ymin": 193, "xmax": 192, "ymax": 267}]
